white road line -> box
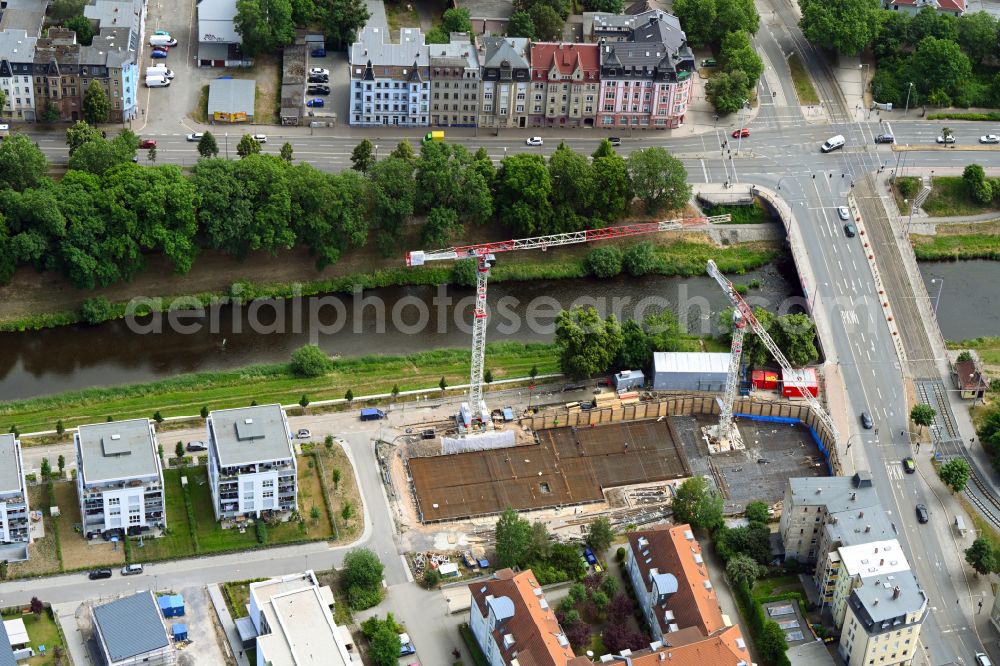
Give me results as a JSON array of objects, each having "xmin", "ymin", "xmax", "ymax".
[
  {"xmin": 700, "ymin": 159, "xmax": 709, "ymax": 183},
  {"xmin": 838, "ymin": 260, "xmax": 844, "ymax": 272}
]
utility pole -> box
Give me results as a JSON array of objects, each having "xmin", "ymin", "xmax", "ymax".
[
  {"xmin": 903, "ymin": 82, "xmax": 913, "ymax": 117},
  {"xmin": 736, "ymin": 99, "xmax": 749, "ymax": 156}
]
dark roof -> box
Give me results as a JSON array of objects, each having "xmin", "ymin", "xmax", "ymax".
[
  {"xmin": 954, "ymin": 360, "xmax": 987, "ymax": 390},
  {"xmin": 93, "ymin": 592, "xmax": 170, "ymax": 662},
  {"xmin": 0, "ymin": 620, "xmax": 15, "ymax": 666}
]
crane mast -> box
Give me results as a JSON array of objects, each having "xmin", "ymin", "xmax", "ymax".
[
  {"xmin": 406, "ymin": 215, "xmax": 731, "ymax": 432},
  {"xmin": 706, "ymin": 259, "xmax": 838, "ymax": 450}
]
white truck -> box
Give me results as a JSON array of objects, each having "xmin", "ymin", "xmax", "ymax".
[
  {"xmin": 145, "ymin": 74, "xmax": 170, "ymax": 88},
  {"xmin": 149, "ymin": 34, "xmax": 178, "ymax": 47},
  {"xmin": 145, "ymin": 64, "xmax": 174, "ymax": 79}
]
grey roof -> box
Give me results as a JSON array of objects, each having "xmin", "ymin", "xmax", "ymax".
[
  {"xmin": 0, "ymin": 613, "xmax": 15, "ymax": 666},
  {"xmin": 479, "ymin": 36, "xmax": 529, "ymax": 69},
  {"xmin": 823, "ymin": 503, "xmax": 894, "ymax": 548},
  {"xmin": 84, "ymin": 0, "xmax": 142, "ymax": 37},
  {"xmin": 208, "ymin": 405, "xmax": 293, "ymax": 467},
  {"xmin": 0, "ymin": 435, "xmax": 22, "ymax": 495},
  {"xmin": 198, "ymin": 0, "xmax": 240, "ymax": 43},
  {"xmin": 788, "ymin": 474, "xmax": 880, "ymax": 514},
  {"xmin": 77, "ymin": 419, "xmax": 160, "ymax": 485},
  {"xmin": 350, "ymin": 25, "xmax": 427, "ymax": 68},
  {"xmin": 0, "ymin": 29, "xmax": 37, "ymax": 63},
  {"xmin": 849, "ymin": 571, "xmax": 926, "ymax": 629},
  {"xmin": 207, "ymin": 78, "xmax": 255, "ymax": 116},
  {"xmin": 653, "ymin": 352, "xmax": 730, "ymax": 375},
  {"xmin": 428, "ymin": 34, "xmax": 479, "ymax": 69},
  {"xmin": 93, "ymin": 592, "xmax": 170, "ymax": 662},
  {"xmin": 0, "ymin": 0, "xmax": 46, "ymax": 36}
]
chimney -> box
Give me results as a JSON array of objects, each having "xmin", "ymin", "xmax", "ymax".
[
  {"xmin": 850, "ymin": 492, "xmax": 857, "ymax": 500},
  {"xmin": 858, "ymin": 511, "xmax": 864, "ymax": 519},
  {"xmin": 893, "ymin": 586, "xmax": 901, "ymax": 599},
  {"xmin": 865, "ymin": 525, "xmax": 871, "ymax": 533},
  {"xmin": 880, "ymin": 559, "xmax": 885, "ymax": 566}
]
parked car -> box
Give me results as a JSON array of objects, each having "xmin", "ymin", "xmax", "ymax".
[
  {"xmin": 310, "ymin": 48, "xmax": 327, "ymax": 57},
  {"xmin": 860, "ymin": 411, "xmax": 873, "ymax": 429},
  {"xmin": 252, "ymin": 134, "xmax": 267, "ymax": 143},
  {"xmin": 915, "ymin": 503, "xmax": 929, "ymax": 524},
  {"xmin": 185, "ymin": 132, "xmax": 204, "ymax": 142},
  {"xmin": 701, "ymin": 58, "xmax": 717, "ymax": 67},
  {"xmin": 307, "ymin": 74, "xmax": 328, "ymax": 83},
  {"xmin": 305, "ymin": 98, "xmax": 325, "ymax": 107},
  {"xmin": 296, "ymin": 428, "xmax": 312, "ymax": 439},
  {"xmin": 309, "ymin": 67, "xmax": 330, "ymax": 77},
  {"xmin": 89, "ymin": 568, "xmax": 113, "ymax": 580},
  {"xmin": 976, "ymin": 653, "xmax": 993, "ymax": 666},
  {"xmin": 526, "ymin": 136, "xmax": 544, "ymax": 146},
  {"xmin": 399, "ymin": 633, "xmax": 416, "ymax": 656},
  {"xmin": 150, "ymin": 49, "xmax": 168, "ymax": 58},
  {"xmin": 607, "ymin": 136, "xmax": 621, "ymax": 146},
  {"xmin": 186, "ymin": 441, "xmax": 207, "ymax": 452},
  {"xmin": 732, "ymin": 127, "xmax": 750, "ymax": 138},
  {"xmin": 936, "ymin": 134, "xmax": 956, "ymax": 144},
  {"xmin": 139, "ymin": 139, "xmax": 156, "ymax": 149},
  {"xmin": 121, "ymin": 563, "xmax": 144, "ymax": 576},
  {"xmin": 583, "ymin": 547, "xmax": 598, "ymax": 565},
  {"xmin": 153, "ymin": 29, "xmax": 171, "ymax": 36},
  {"xmin": 843, "ymin": 223, "xmax": 857, "ymax": 238},
  {"xmin": 979, "ymin": 134, "xmax": 1000, "ymax": 144},
  {"xmin": 837, "ymin": 206, "xmax": 850, "ymax": 221},
  {"xmin": 902, "ymin": 457, "xmax": 916, "ymax": 474},
  {"xmin": 874, "ymin": 134, "xmax": 894, "ymax": 144},
  {"xmin": 307, "ymin": 85, "xmax": 330, "ymax": 95}
]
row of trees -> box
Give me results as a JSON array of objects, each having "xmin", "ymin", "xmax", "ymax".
[
  {"xmin": 706, "ymin": 31, "xmax": 766, "ymax": 114},
  {"xmin": 720, "ymin": 306, "xmax": 820, "ymax": 368}
]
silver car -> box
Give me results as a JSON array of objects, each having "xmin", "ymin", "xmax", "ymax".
[{"xmin": 837, "ymin": 206, "xmax": 850, "ymax": 221}]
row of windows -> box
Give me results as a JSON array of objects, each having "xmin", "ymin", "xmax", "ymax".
[
  {"xmin": 352, "ymin": 115, "xmax": 429, "ymax": 124},
  {"xmin": 361, "ymin": 81, "xmax": 429, "ymax": 90},
  {"xmin": 432, "ymin": 104, "xmax": 476, "ymax": 112},
  {"xmin": 433, "ymin": 92, "xmax": 478, "ymax": 100},
  {"xmin": 430, "ymin": 69, "xmax": 477, "ymax": 78},
  {"xmin": 431, "ymin": 115, "xmax": 476, "ymax": 123},
  {"xmin": 433, "ymin": 81, "xmax": 478, "ymax": 89},
  {"xmin": 532, "ymin": 106, "xmax": 595, "ymax": 114}
]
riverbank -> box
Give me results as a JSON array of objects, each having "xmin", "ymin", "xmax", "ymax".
[
  {"xmin": 911, "ymin": 221, "xmax": 1000, "ymax": 261},
  {"xmin": 0, "ymin": 235, "xmax": 782, "ymax": 332}
]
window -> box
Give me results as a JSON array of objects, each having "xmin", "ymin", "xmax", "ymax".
[{"xmin": 108, "ymin": 497, "xmax": 120, "ymax": 506}]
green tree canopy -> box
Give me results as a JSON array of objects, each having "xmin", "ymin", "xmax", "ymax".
[
  {"xmin": 236, "ymin": 133, "xmax": 262, "ymax": 158},
  {"xmin": 965, "ymin": 536, "xmax": 998, "ymax": 576},
  {"xmin": 342, "ymin": 548, "xmax": 385, "ymax": 590},
  {"xmin": 529, "ymin": 4, "xmax": 562, "ymax": 40},
  {"xmin": 234, "ymin": 0, "xmax": 295, "ymax": 55},
  {"xmin": 0, "ymin": 134, "xmax": 49, "ymax": 191},
  {"xmin": 720, "ymin": 30, "xmax": 763, "ymax": 84},
  {"xmin": 672, "ymin": 475, "xmax": 724, "ymax": 532},
  {"xmin": 585, "ymin": 246, "xmax": 623, "ymax": 278},
  {"xmin": 369, "ymin": 156, "xmax": 416, "ymax": 255},
  {"xmin": 319, "ymin": 0, "xmax": 370, "ymax": 49},
  {"xmin": 707, "ymin": 69, "xmax": 751, "ymax": 114},
  {"xmin": 441, "ymin": 7, "xmax": 473, "ymax": 33},
  {"xmin": 350, "ymin": 138, "xmax": 376, "ymax": 173},
  {"xmin": 495, "ymin": 508, "xmax": 532, "ymax": 568},
  {"xmin": 957, "ymin": 11, "xmax": 997, "ymax": 64},
  {"xmin": 289, "ymin": 165, "xmax": 368, "ymax": 268},
  {"xmin": 627, "ymin": 147, "xmax": 691, "ymax": 213},
  {"xmin": 290, "ymin": 344, "xmax": 332, "ymax": 377},
  {"xmin": 726, "ymin": 553, "xmax": 763, "ymax": 586},
  {"xmin": 555, "ymin": 307, "xmax": 624, "ymax": 379},
  {"xmin": 507, "ymin": 10, "xmax": 536, "ymax": 38},
  {"xmin": 939, "ymin": 458, "xmax": 971, "ymax": 493},
  {"xmin": 66, "ymin": 15, "xmax": 95, "ymax": 45},
  {"xmin": 757, "ymin": 620, "xmax": 789, "ymax": 664},
  {"xmin": 910, "ymin": 403, "xmax": 936, "ymax": 431},
  {"xmin": 586, "ymin": 517, "xmax": 614, "ymax": 553},
  {"xmin": 672, "ymin": 0, "xmax": 716, "ymax": 47},
  {"xmin": 548, "ymin": 142, "xmax": 594, "ymax": 230},
  {"xmin": 496, "ymin": 153, "xmax": 553, "ymax": 236},
  {"xmin": 745, "ymin": 500, "xmax": 770, "ymax": 526},
  {"xmin": 800, "ymin": 0, "xmax": 883, "ymax": 54},
  {"xmin": 82, "ymin": 80, "xmax": 110, "ymax": 124},
  {"xmin": 197, "ymin": 131, "xmax": 219, "ymax": 158}
]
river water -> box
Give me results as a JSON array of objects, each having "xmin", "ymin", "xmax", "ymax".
[
  {"xmin": 0, "ymin": 263, "xmax": 802, "ymax": 401},
  {"xmin": 919, "ymin": 260, "xmax": 1000, "ymax": 341}
]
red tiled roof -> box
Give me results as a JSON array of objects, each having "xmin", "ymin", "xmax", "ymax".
[
  {"xmin": 530, "ymin": 42, "xmax": 600, "ymax": 80},
  {"xmin": 629, "ymin": 626, "xmax": 750, "ymax": 666},
  {"xmin": 889, "ymin": 0, "xmax": 964, "ymax": 11},
  {"xmin": 468, "ymin": 569, "xmax": 575, "ymax": 666},
  {"xmin": 628, "ymin": 525, "xmax": 725, "ymax": 636},
  {"xmin": 954, "ymin": 360, "xmax": 987, "ymax": 390}
]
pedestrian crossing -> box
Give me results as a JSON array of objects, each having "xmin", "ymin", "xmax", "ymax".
[
  {"xmin": 885, "ymin": 461, "xmax": 905, "ymax": 480},
  {"xmin": 840, "ymin": 310, "xmax": 860, "ymax": 326}
]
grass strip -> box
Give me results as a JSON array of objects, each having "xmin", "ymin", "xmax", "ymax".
[{"xmin": 787, "ymin": 53, "xmax": 819, "ymax": 106}]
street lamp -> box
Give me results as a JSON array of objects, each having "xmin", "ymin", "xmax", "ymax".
[
  {"xmin": 903, "ymin": 82, "xmax": 914, "ymax": 117},
  {"xmin": 736, "ymin": 99, "xmax": 749, "ymax": 156},
  {"xmin": 859, "ymin": 63, "xmax": 869, "ymax": 117},
  {"xmin": 931, "ymin": 278, "xmax": 944, "ymax": 314}
]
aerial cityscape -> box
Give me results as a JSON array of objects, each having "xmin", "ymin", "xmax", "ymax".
[{"xmin": 0, "ymin": 0, "xmax": 998, "ymax": 663}]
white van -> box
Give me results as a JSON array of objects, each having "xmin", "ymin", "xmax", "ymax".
[
  {"xmin": 149, "ymin": 34, "xmax": 178, "ymax": 47},
  {"xmin": 146, "ymin": 65, "xmax": 174, "ymax": 79},
  {"xmin": 821, "ymin": 135, "xmax": 846, "ymax": 153},
  {"xmin": 145, "ymin": 75, "xmax": 170, "ymax": 88},
  {"xmin": 976, "ymin": 653, "xmax": 993, "ymax": 666},
  {"xmin": 0, "ymin": 124, "xmax": 8, "ymax": 138}
]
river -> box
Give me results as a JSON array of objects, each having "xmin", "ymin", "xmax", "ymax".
[
  {"xmin": 919, "ymin": 260, "xmax": 1000, "ymax": 341},
  {"xmin": 0, "ymin": 263, "xmax": 802, "ymax": 401}
]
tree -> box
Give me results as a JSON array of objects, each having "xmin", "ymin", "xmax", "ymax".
[
  {"xmin": 342, "ymin": 548, "xmax": 385, "ymax": 591},
  {"xmin": 965, "ymin": 536, "xmax": 998, "ymax": 576},
  {"xmin": 148, "ymin": 146, "xmax": 157, "ymax": 163},
  {"xmin": 720, "ymin": 30, "xmax": 763, "ymax": 84},
  {"xmin": 963, "ymin": 163, "xmax": 993, "ymax": 205},
  {"xmin": 332, "ymin": 468, "xmax": 342, "ymax": 490},
  {"xmin": 153, "ymin": 410, "xmax": 164, "ymax": 423},
  {"xmin": 345, "ymin": 388, "xmax": 354, "ymax": 403},
  {"xmin": 290, "ymin": 166, "xmax": 368, "ymax": 269},
  {"xmin": 40, "ymin": 458, "xmax": 51, "ymax": 479},
  {"xmin": 591, "ymin": 589, "xmax": 610, "ymax": 612},
  {"xmin": 672, "ymin": 0, "xmax": 716, "ymax": 47},
  {"xmin": 29, "ymin": 597, "xmax": 43, "ymax": 617},
  {"xmin": 496, "ymin": 153, "xmax": 553, "ymax": 236},
  {"xmin": 200, "ymin": 406, "xmax": 209, "ymax": 419},
  {"xmin": 912, "ymin": 37, "xmax": 971, "ymax": 99},
  {"xmin": 529, "ymin": 4, "xmax": 562, "ymax": 40},
  {"xmin": 369, "ymin": 156, "xmax": 416, "ymax": 254},
  {"xmin": 66, "ymin": 15, "xmax": 95, "ymax": 44},
  {"xmin": 390, "ymin": 141, "xmax": 415, "ymax": 162},
  {"xmin": 299, "ymin": 393, "xmax": 310, "ymax": 408},
  {"xmin": 423, "ymin": 568, "xmax": 442, "ymax": 589},
  {"xmin": 422, "ymin": 206, "xmax": 462, "ymax": 246},
  {"xmin": 584, "ymin": 0, "xmax": 623, "ymax": 10},
  {"xmin": 310, "ymin": 505, "xmax": 321, "ymax": 523},
  {"xmin": 0, "ymin": 135, "xmax": 49, "ymax": 191},
  {"xmin": 939, "ymin": 458, "xmax": 971, "ymax": 493},
  {"xmin": 628, "ymin": 147, "xmax": 691, "ymax": 214},
  {"xmin": 319, "ymin": 0, "xmax": 370, "ymax": 49},
  {"xmin": 56, "ymin": 419, "xmax": 65, "ymax": 436},
  {"xmin": 350, "ymin": 138, "xmax": 376, "ymax": 173},
  {"xmin": 197, "ymin": 131, "xmax": 219, "ymax": 158},
  {"xmin": 548, "ymin": 143, "xmax": 594, "ymax": 230},
  {"xmin": 484, "ymin": 369, "xmax": 494, "ymax": 384},
  {"xmin": 958, "ymin": 11, "xmax": 997, "ymax": 64},
  {"xmin": 714, "ymin": 0, "xmax": 759, "ymax": 38},
  {"xmin": 586, "ymin": 517, "xmax": 614, "ymax": 553},
  {"xmin": 622, "ymin": 241, "xmax": 659, "ymax": 276},
  {"xmin": 66, "ymin": 131, "xmax": 137, "ymax": 175},
  {"xmin": 706, "ymin": 70, "xmax": 751, "ymax": 114},
  {"xmin": 911, "ymin": 403, "xmax": 936, "ymax": 434},
  {"xmin": 770, "ymin": 313, "xmax": 819, "ymax": 367},
  {"xmin": 672, "ymin": 476, "xmax": 724, "ymax": 531},
  {"xmin": 757, "ymin": 620, "xmax": 789, "ymax": 664},
  {"xmin": 441, "ymin": 7, "xmax": 473, "ymax": 33},
  {"xmin": 40, "ymin": 102, "xmax": 60, "ymax": 123},
  {"xmin": 585, "ymin": 246, "xmax": 623, "ymax": 278},
  {"xmin": 726, "ymin": 553, "xmax": 763, "ymax": 586},
  {"xmin": 236, "ymin": 133, "xmax": 262, "ymax": 158},
  {"xmin": 175, "ymin": 441, "xmax": 185, "ymax": 459},
  {"xmin": 82, "ymin": 80, "xmax": 110, "ymax": 124},
  {"xmin": 291, "ymin": 344, "xmax": 332, "ymax": 377},
  {"xmin": 619, "ymin": 320, "xmax": 652, "ymax": 370},
  {"xmin": 602, "ymin": 623, "xmax": 647, "ymax": 654},
  {"xmin": 368, "ymin": 624, "xmax": 402, "ymax": 666},
  {"xmin": 341, "ymin": 501, "xmax": 354, "ymax": 520},
  {"xmin": 507, "ymin": 10, "xmax": 536, "ymax": 38},
  {"xmin": 234, "ymin": 0, "xmax": 295, "ymax": 56},
  {"xmin": 530, "ymin": 365, "xmax": 538, "ymax": 380},
  {"xmin": 495, "ymin": 508, "xmax": 532, "ymax": 568},
  {"xmin": 555, "ymin": 307, "xmax": 624, "ymax": 379},
  {"xmin": 57, "ymin": 454, "xmax": 65, "ymax": 475},
  {"xmin": 528, "ymin": 520, "xmax": 552, "ymax": 561},
  {"xmin": 745, "ymin": 500, "xmax": 769, "ymax": 526},
  {"xmin": 280, "ymin": 142, "xmax": 294, "ymax": 162},
  {"xmin": 799, "ymin": 0, "xmax": 882, "ymax": 55},
  {"xmin": 391, "ymin": 384, "xmax": 400, "ymax": 399}
]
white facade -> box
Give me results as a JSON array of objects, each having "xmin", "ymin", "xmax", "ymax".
[
  {"xmin": 0, "ymin": 31, "xmax": 37, "ymax": 121},
  {"xmin": 349, "ymin": 27, "xmax": 429, "ymax": 127},
  {"xmin": 839, "ymin": 595, "xmax": 925, "ymax": 666},
  {"xmin": 0, "ymin": 435, "xmax": 29, "ymax": 550},
  {"xmin": 468, "ymin": 594, "xmax": 509, "ymax": 666}
]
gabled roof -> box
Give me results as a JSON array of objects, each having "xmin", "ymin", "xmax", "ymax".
[
  {"xmin": 479, "ymin": 36, "xmax": 529, "ymax": 69},
  {"xmin": 628, "ymin": 625, "xmax": 750, "ymax": 666},
  {"xmin": 954, "ymin": 359, "xmax": 987, "ymax": 390},
  {"xmin": 469, "ymin": 569, "xmax": 575, "ymax": 666},
  {"xmin": 888, "ymin": 0, "xmax": 964, "ymax": 12},
  {"xmin": 530, "ymin": 42, "xmax": 599, "ymax": 79},
  {"xmin": 93, "ymin": 592, "xmax": 170, "ymax": 663},
  {"xmin": 628, "ymin": 525, "xmax": 725, "ymax": 636},
  {"xmin": 0, "ymin": 619, "xmax": 15, "ymax": 666}
]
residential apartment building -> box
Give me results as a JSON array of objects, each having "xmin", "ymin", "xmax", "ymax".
[
  {"xmin": 75, "ymin": 419, "xmax": 166, "ymax": 539},
  {"xmin": 779, "ymin": 472, "xmax": 882, "ymax": 564},
  {"xmin": 429, "ymin": 33, "xmax": 479, "ymax": 127},
  {"xmin": 477, "ymin": 36, "xmax": 530, "ymax": 130},
  {"xmin": 206, "ymin": 405, "xmax": 297, "ymax": 522},
  {"xmin": 838, "ymin": 571, "xmax": 927, "ymax": 666},
  {"xmin": 81, "ymin": 0, "xmax": 142, "ymax": 122},
  {"xmin": 248, "ymin": 571, "xmax": 355, "ymax": 666},
  {"xmin": 468, "ymin": 568, "xmax": 587, "ymax": 666},
  {"xmin": 813, "ymin": 503, "xmax": 894, "ymax": 610},
  {"xmin": 829, "ymin": 540, "xmax": 910, "ymax": 629},
  {"xmin": 0, "ymin": 435, "xmax": 29, "ymax": 558},
  {"xmin": 607, "ymin": 625, "xmax": 750, "ymax": 665},
  {"xmin": 527, "ymin": 42, "xmax": 599, "ymax": 128},
  {"xmin": 625, "ymin": 525, "xmax": 728, "ymax": 640},
  {"xmin": 588, "ymin": 9, "xmax": 695, "ymax": 130},
  {"xmin": 33, "ymin": 28, "xmax": 82, "ymax": 121},
  {"xmin": 0, "ymin": 30, "xmax": 37, "ymax": 121},
  {"xmin": 349, "ymin": 26, "xmax": 430, "ymax": 127}
]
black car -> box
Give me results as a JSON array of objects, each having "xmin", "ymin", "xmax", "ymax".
[
  {"xmin": 915, "ymin": 503, "xmax": 929, "ymax": 523},
  {"xmin": 307, "ymin": 74, "xmax": 329, "ymax": 83},
  {"xmin": 860, "ymin": 411, "xmax": 873, "ymax": 429},
  {"xmin": 844, "ymin": 223, "xmax": 857, "ymax": 238},
  {"xmin": 307, "ymin": 85, "xmax": 330, "ymax": 95},
  {"xmin": 608, "ymin": 136, "xmax": 621, "ymax": 146},
  {"xmin": 89, "ymin": 568, "xmax": 113, "ymax": 580},
  {"xmin": 186, "ymin": 441, "xmax": 207, "ymax": 452},
  {"xmin": 874, "ymin": 134, "xmax": 894, "ymax": 144}
]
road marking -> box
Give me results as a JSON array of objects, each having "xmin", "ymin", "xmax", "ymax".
[
  {"xmin": 838, "ymin": 260, "xmax": 844, "ymax": 272},
  {"xmin": 700, "ymin": 159, "xmax": 709, "ymax": 183}
]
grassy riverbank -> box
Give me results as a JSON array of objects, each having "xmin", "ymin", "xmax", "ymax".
[
  {"xmin": 947, "ymin": 336, "xmax": 1000, "ymax": 366},
  {"xmin": 0, "ymin": 238, "xmax": 782, "ymax": 332},
  {"xmin": 911, "ymin": 221, "xmax": 1000, "ymax": 261}
]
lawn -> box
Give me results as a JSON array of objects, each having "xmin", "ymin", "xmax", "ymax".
[
  {"xmin": 193, "ymin": 84, "xmax": 209, "ymax": 123},
  {"xmin": 922, "ymin": 176, "xmax": 1000, "ymax": 217},
  {"xmin": 52, "ymin": 481, "xmax": 123, "ymax": 571},
  {"xmin": 4, "ymin": 610, "xmax": 66, "ymax": 666},
  {"xmin": 891, "ymin": 176, "xmax": 922, "ymax": 214},
  {"xmin": 386, "ymin": 1, "xmax": 420, "ymax": 35},
  {"xmin": 911, "ymin": 220, "xmax": 1000, "ymax": 261},
  {"xmin": 8, "ymin": 486, "xmax": 60, "ymax": 578},
  {"xmin": 787, "ymin": 53, "xmax": 819, "ymax": 105},
  {"xmin": 222, "ymin": 578, "xmax": 266, "ymax": 619},
  {"xmin": 133, "ymin": 469, "xmax": 196, "ymax": 561},
  {"xmin": 751, "ymin": 574, "xmax": 801, "ymax": 599},
  {"xmin": 948, "ymin": 336, "xmax": 1000, "ymax": 367},
  {"xmin": 706, "ymin": 199, "xmax": 773, "ymax": 225},
  {"xmin": 304, "ymin": 441, "xmax": 363, "ymax": 543}
]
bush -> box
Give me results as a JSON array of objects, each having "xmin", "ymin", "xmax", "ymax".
[
  {"xmin": 585, "ymin": 246, "xmax": 624, "ymax": 278},
  {"xmin": 896, "ymin": 176, "xmax": 920, "ymax": 198},
  {"xmin": 616, "ymin": 546, "xmax": 626, "ymax": 562},
  {"xmin": 348, "ymin": 584, "xmax": 382, "ymax": 610},
  {"xmin": 423, "ymin": 568, "xmax": 442, "ymax": 589},
  {"xmin": 255, "ymin": 521, "xmax": 268, "ymax": 544},
  {"xmin": 290, "ymin": 344, "xmax": 332, "ymax": 377},
  {"xmin": 80, "ymin": 296, "xmax": 115, "ymax": 324},
  {"xmin": 622, "ymin": 241, "xmax": 660, "ymax": 276}
]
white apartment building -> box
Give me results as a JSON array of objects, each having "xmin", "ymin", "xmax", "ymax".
[
  {"xmin": 839, "ymin": 571, "xmax": 927, "ymax": 666},
  {"xmin": 206, "ymin": 405, "xmax": 297, "ymax": 522},
  {"xmin": 349, "ymin": 26, "xmax": 429, "ymax": 127},
  {"xmin": 75, "ymin": 419, "xmax": 166, "ymax": 539},
  {"xmin": 0, "ymin": 30, "xmax": 37, "ymax": 121},
  {"xmin": 829, "ymin": 540, "xmax": 910, "ymax": 628},
  {"xmin": 0, "ymin": 435, "xmax": 29, "ymax": 558}
]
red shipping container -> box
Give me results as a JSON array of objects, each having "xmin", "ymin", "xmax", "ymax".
[
  {"xmin": 782, "ymin": 368, "xmax": 818, "ymax": 397},
  {"xmin": 751, "ymin": 370, "xmax": 779, "ymax": 390}
]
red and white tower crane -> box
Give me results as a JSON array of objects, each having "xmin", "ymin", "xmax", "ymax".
[
  {"xmin": 406, "ymin": 215, "xmax": 730, "ymax": 433},
  {"xmin": 706, "ymin": 259, "xmax": 838, "ymax": 452}
]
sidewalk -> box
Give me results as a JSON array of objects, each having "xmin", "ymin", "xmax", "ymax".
[{"xmin": 207, "ymin": 583, "xmax": 251, "ymax": 666}]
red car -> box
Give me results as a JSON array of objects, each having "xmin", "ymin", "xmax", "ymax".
[
  {"xmin": 732, "ymin": 128, "xmax": 750, "ymax": 138},
  {"xmin": 139, "ymin": 139, "xmax": 156, "ymax": 149}
]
